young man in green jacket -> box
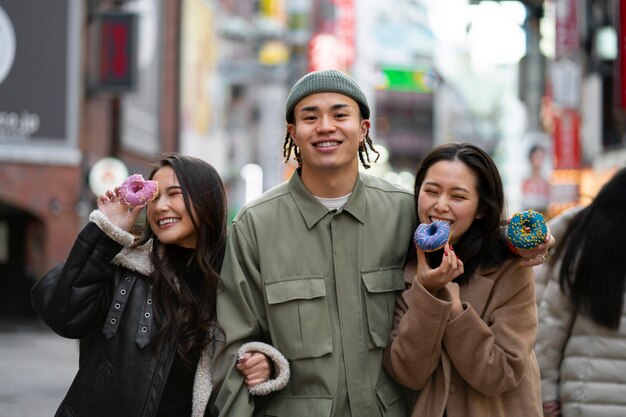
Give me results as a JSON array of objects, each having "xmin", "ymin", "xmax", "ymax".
[{"xmin": 211, "ymin": 69, "xmax": 416, "ymax": 416}]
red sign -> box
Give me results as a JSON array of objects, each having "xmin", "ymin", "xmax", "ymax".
[
  {"xmin": 333, "ymin": 0, "xmax": 355, "ymax": 68},
  {"xmin": 308, "ymin": 33, "xmax": 348, "ymax": 71},
  {"xmin": 308, "ymin": 0, "xmax": 355, "ymax": 72},
  {"xmin": 552, "ymin": 108, "xmax": 581, "ymax": 169},
  {"xmin": 94, "ymin": 12, "xmax": 137, "ymax": 92}
]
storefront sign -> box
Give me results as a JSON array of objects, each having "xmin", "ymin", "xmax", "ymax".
[
  {"xmin": 308, "ymin": 0, "xmax": 354, "ymax": 72},
  {"xmin": 308, "ymin": 33, "xmax": 347, "ymax": 71},
  {"xmin": 0, "ymin": 0, "xmax": 79, "ymax": 147},
  {"xmin": 91, "ymin": 11, "xmax": 138, "ymax": 92},
  {"xmin": 378, "ymin": 67, "xmax": 437, "ymax": 93},
  {"xmin": 333, "ymin": 0, "xmax": 355, "ymax": 68}
]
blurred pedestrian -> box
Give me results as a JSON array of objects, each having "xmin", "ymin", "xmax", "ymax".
[
  {"xmin": 532, "ymin": 206, "xmax": 580, "ymax": 304},
  {"xmin": 383, "ymin": 142, "xmax": 543, "ymax": 417},
  {"xmin": 31, "ymin": 154, "xmax": 289, "ymax": 417},
  {"xmin": 535, "ymin": 166, "xmax": 626, "ymax": 417},
  {"xmin": 521, "ymin": 144, "xmax": 551, "ymax": 216}
]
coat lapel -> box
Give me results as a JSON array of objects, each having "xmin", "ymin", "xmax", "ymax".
[{"xmin": 460, "ymin": 268, "xmax": 496, "ymax": 318}]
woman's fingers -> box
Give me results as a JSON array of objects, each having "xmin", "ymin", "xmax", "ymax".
[
  {"xmin": 416, "ymin": 244, "xmax": 464, "ymax": 294},
  {"xmin": 237, "ymin": 352, "xmax": 271, "ymax": 386},
  {"xmin": 447, "ymin": 244, "xmax": 457, "ymax": 270},
  {"xmin": 441, "ymin": 244, "xmax": 462, "ymax": 278}
]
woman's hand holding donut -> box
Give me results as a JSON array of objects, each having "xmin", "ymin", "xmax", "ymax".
[
  {"xmin": 416, "ymin": 243, "xmax": 464, "ymax": 295},
  {"xmin": 517, "ymin": 229, "xmax": 555, "ymax": 268},
  {"xmin": 505, "ymin": 210, "xmax": 555, "ymax": 267},
  {"xmin": 97, "ymin": 188, "xmax": 144, "ymax": 232}
]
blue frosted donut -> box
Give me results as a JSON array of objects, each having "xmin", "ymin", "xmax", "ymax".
[
  {"xmin": 507, "ymin": 209, "xmax": 547, "ymax": 250},
  {"xmin": 414, "ymin": 221, "xmax": 451, "ymax": 252}
]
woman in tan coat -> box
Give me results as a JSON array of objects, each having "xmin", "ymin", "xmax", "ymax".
[{"xmin": 383, "ymin": 143, "xmax": 543, "ymax": 417}]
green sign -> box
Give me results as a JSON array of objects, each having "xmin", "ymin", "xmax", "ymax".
[{"xmin": 378, "ymin": 68, "xmax": 436, "ymax": 93}]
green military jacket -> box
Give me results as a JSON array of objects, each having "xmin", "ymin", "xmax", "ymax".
[{"xmin": 211, "ymin": 171, "xmax": 417, "ymax": 417}]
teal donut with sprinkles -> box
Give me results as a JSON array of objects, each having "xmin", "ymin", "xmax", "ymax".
[{"xmin": 507, "ymin": 209, "xmax": 547, "ymax": 249}]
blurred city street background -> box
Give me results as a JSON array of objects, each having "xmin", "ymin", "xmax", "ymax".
[
  {"xmin": 1, "ymin": 0, "xmax": 625, "ymax": 413},
  {"xmin": 0, "ymin": 320, "xmax": 77, "ymax": 417}
]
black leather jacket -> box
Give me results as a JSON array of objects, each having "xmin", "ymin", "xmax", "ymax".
[
  {"xmin": 32, "ymin": 211, "xmax": 290, "ymax": 417},
  {"xmin": 31, "ymin": 216, "xmax": 208, "ymax": 417}
]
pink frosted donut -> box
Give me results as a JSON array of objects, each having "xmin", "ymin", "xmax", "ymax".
[
  {"xmin": 413, "ymin": 221, "xmax": 451, "ymax": 252},
  {"xmin": 118, "ymin": 174, "xmax": 158, "ymax": 206}
]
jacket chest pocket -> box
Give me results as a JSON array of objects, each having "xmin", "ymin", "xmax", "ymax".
[
  {"xmin": 361, "ymin": 268, "xmax": 405, "ymax": 349},
  {"xmin": 264, "ymin": 276, "xmax": 332, "ymax": 360}
]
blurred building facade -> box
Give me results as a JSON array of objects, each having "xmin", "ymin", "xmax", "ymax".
[
  {"xmin": 0, "ymin": 0, "xmax": 181, "ymax": 318},
  {"xmin": 520, "ymin": 0, "xmax": 625, "ymax": 217},
  {"xmin": 1, "ymin": 0, "xmax": 625, "ymax": 319}
]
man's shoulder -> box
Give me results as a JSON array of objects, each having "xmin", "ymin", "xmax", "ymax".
[
  {"xmin": 232, "ymin": 181, "xmax": 291, "ymax": 221},
  {"xmin": 359, "ymin": 171, "xmax": 414, "ymax": 197}
]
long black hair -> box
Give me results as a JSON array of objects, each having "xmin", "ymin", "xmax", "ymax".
[
  {"xmin": 135, "ymin": 154, "xmax": 227, "ymax": 361},
  {"xmin": 414, "ymin": 142, "xmax": 514, "ymax": 283},
  {"xmin": 554, "ymin": 167, "xmax": 626, "ymax": 329}
]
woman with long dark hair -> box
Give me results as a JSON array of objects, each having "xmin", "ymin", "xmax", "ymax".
[
  {"xmin": 32, "ymin": 154, "xmax": 289, "ymax": 417},
  {"xmin": 383, "ymin": 142, "xmax": 542, "ymax": 416},
  {"xmin": 536, "ymin": 167, "xmax": 626, "ymax": 417}
]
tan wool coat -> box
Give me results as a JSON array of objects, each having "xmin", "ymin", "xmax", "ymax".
[{"xmin": 384, "ymin": 258, "xmax": 542, "ymax": 417}]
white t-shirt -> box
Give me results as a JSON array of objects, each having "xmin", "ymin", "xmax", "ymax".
[{"xmin": 315, "ymin": 193, "xmax": 352, "ymax": 211}]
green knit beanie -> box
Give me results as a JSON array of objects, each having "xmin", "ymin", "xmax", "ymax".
[{"xmin": 285, "ymin": 69, "xmax": 370, "ymax": 123}]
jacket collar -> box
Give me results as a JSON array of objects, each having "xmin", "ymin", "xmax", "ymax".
[
  {"xmin": 288, "ymin": 170, "xmax": 366, "ymax": 229},
  {"xmin": 112, "ymin": 241, "xmax": 154, "ymax": 276},
  {"xmin": 89, "ymin": 209, "xmax": 154, "ymax": 276},
  {"xmin": 459, "ymin": 272, "xmax": 494, "ymax": 317},
  {"xmin": 459, "ymin": 261, "xmax": 511, "ymax": 317}
]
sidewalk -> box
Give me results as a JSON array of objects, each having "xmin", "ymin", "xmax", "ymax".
[{"xmin": 0, "ymin": 320, "xmax": 78, "ymax": 417}]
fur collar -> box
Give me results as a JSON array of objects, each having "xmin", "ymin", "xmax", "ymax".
[
  {"xmin": 112, "ymin": 244, "xmax": 154, "ymax": 276},
  {"xmin": 89, "ymin": 210, "xmax": 154, "ymax": 276}
]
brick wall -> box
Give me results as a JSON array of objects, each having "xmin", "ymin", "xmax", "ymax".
[{"xmin": 0, "ymin": 162, "xmax": 82, "ymax": 271}]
